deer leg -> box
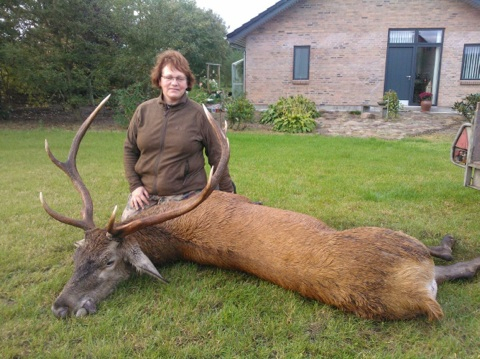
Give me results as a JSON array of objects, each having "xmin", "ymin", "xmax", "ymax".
[
  {"xmin": 428, "ymin": 234, "xmax": 455, "ymax": 261},
  {"xmin": 435, "ymin": 256, "xmax": 480, "ymax": 284}
]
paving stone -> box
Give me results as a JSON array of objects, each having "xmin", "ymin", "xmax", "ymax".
[{"xmin": 316, "ymin": 111, "xmax": 464, "ymax": 139}]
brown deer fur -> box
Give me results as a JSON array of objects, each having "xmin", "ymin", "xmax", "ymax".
[{"xmin": 112, "ymin": 191, "xmax": 443, "ymax": 321}]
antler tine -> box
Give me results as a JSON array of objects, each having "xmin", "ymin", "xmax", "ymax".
[
  {"xmin": 110, "ymin": 105, "xmax": 230, "ymax": 238},
  {"xmin": 106, "ymin": 205, "xmax": 118, "ymax": 234},
  {"xmin": 39, "ymin": 192, "xmax": 90, "ymax": 229},
  {"xmin": 41, "ymin": 94, "xmax": 111, "ymax": 230}
]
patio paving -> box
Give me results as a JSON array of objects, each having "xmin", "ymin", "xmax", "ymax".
[{"xmin": 316, "ymin": 110, "xmax": 465, "ymax": 140}]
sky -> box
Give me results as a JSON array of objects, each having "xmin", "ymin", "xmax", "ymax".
[{"xmin": 194, "ymin": 0, "xmax": 279, "ymax": 32}]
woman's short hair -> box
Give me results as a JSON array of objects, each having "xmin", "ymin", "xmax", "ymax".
[{"xmin": 150, "ymin": 50, "xmax": 195, "ymax": 91}]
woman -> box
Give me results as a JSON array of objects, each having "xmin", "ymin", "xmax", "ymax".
[{"xmin": 122, "ymin": 50, "xmax": 234, "ymax": 220}]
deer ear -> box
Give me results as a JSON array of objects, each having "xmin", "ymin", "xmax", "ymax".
[{"xmin": 124, "ymin": 243, "xmax": 169, "ymax": 284}]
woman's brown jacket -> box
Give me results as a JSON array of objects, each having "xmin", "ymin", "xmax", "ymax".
[{"xmin": 124, "ymin": 93, "xmax": 234, "ymax": 196}]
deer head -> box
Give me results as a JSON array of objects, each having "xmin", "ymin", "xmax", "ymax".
[{"xmin": 40, "ymin": 96, "xmax": 229, "ymax": 318}]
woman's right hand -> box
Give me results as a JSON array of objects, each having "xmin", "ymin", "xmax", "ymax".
[{"xmin": 130, "ymin": 186, "xmax": 150, "ymax": 210}]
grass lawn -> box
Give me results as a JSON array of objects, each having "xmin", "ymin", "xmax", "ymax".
[{"xmin": 1, "ymin": 127, "xmax": 480, "ymax": 358}]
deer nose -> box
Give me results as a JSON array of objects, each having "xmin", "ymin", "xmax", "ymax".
[
  {"xmin": 52, "ymin": 296, "xmax": 75, "ymax": 318},
  {"xmin": 52, "ymin": 304, "xmax": 69, "ymax": 319},
  {"xmin": 52, "ymin": 298, "xmax": 97, "ymax": 318}
]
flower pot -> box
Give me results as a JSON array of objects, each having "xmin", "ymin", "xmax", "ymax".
[{"xmin": 421, "ymin": 100, "xmax": 432, "ymax": 112}]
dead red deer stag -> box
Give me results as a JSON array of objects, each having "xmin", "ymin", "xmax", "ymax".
[{"xmin": 41, "ymin": 95, "xmax": 480, "ymax": 320}]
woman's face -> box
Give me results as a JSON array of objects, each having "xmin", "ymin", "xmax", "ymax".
[{"xmin": 159, "ymin": 64, "xmax": 188, "ymax": 105}]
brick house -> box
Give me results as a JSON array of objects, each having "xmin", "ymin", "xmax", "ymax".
[{"xmin": 227, "ymin": 0, "xmax": 480, "ymax": 111}]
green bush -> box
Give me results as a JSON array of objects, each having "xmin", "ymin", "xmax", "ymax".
[
  {"xmin": 187, "ymin": 87, "xmax": 210, "ymax": 104},
  {"xmin": 113, "ymin": 82, "xmax": 152, "ymax": 127},
  {"xmin": 453, "ymin": 93, "xmax": 480, "ymax": 122},
  {"xmin": 271, "ymin": 113, "xmax": 318, "ymax": 133},
  {"xmin": 0, "ymin": 100, "xmax": 10, "ymax": 120},
  {"xmin": 383, "ymin": 90, "xmax": 400, "ymax": 119},
  {"xmin": 65, "ymin": 95, "xmax": 88, "ymax": 110},
  {"xmin": 260, "ymin": 95, "xmax": 319, "ymax": 133},
  {"xmin": 259, "ymin": 106, "xmax": 276, "ymax": 126},
  {"xmin": 224, "ymin": 95, "xmax": 255, "ymax": 130}
]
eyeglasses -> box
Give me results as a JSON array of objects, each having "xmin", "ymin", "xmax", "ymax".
[{"xmin": 161, "ymin": 75, "xmax": 187, "ymax": 83}]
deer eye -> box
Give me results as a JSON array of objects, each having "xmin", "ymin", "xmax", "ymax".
[{"xmin": 106, "ymin": 259, "xmax": 115, "ymax": 267}]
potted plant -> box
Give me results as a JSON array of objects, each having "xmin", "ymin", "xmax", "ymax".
[{"xmin": 419, "ymin": 92, "xmax": 433, "ymax": 112}]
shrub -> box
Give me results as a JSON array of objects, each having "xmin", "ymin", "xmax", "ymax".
[
  {"xmin": 383, "ymin": 90, "xmax": 400, "ymax": 119},
  {"xmin": 113, "ymin": 82, "xmax": 151, "ymax": 127},
  {"xmin": 224, "ymin": 95, "xmax": 255, "ymax": 130},
  {"xmin": 65, "ymin": 95, "xmax": 88, "ymax": 110},
  {"xmin": 260, "ymin": 95, "xmax": 319, "ymax": 133},
  {"xmin": 0, "ymin": 100, "xmax": 10, "ymax": 120},
  {"xmin": 453, "ymin": 93, "xmax": 480, "ymax": 122},
  {"xmin": 199, "ymin": 77, "xmax": 219, "ymax": 93},
  {"xmin": 187, "ymin": 87, "xmax": 210, "ymax": 104}
]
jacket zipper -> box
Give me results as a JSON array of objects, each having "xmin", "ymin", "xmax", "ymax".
[{"xmin": 153, "ymin": 105, "xmax": 170, "ymax": 194}]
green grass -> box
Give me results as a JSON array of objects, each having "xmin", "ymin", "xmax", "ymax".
[{"xmin": 1, "ymin": 128, "xmax": 480, "ymax": 358}]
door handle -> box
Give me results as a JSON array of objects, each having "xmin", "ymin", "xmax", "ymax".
[{"xmin": 406, "ymin": 75, "xmax": 411, "ymax": 80}]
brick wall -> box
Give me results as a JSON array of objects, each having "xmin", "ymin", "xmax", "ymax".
[{"xmin": 244, "ymin": 0, "xmax": 480, "ymax": 108}]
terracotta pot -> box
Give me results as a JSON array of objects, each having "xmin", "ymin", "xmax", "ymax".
[{"xmin": 421, "ymin": 100, "xmax": 432, "ymax": 112}]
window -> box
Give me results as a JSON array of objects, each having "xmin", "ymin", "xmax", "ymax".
[
  {"xmin": 461, "ymin": 44, "xmax": 480, "ymax": 80},
  {"xmin": 293, "ymin": 46, "xmax": 310, "ymax": 80},
  {"xmin": 389, "ymin": 30, "xmax": 415, "ymax": 44},
  {"xmin": 417, "ymin": 30, "xmax": 443, "ymax": 44},
  {"xmin": 388, "ymin": 29, "xmax": 443, "ymax": 44}
]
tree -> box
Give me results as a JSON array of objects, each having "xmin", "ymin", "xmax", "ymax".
[
  {"xmin": 1, "ymin": 0, "xmax": 122, "ymax": 107},
  {"xmin": 0, "ymin": 0, "xmax": 234, "ymax": 111},
  {"xmin": 111, "ymin": 0, "xmax": 230, "ymax": 82}
]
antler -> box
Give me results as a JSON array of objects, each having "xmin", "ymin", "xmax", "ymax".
[
  {"xmin": 39, "ymin": 95, "xmax": 111, "ymax": 230},
  {"xmin": 108, "ymin": 104, "xmax": 230, "ymax": 238}
]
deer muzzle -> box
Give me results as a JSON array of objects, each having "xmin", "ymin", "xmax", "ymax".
[{"xmin": 52, "ymin": 297, "xmax": 97, "ymax": 318}]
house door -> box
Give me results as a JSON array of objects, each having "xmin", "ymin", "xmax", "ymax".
[
  {"xmin": 385, "ymin": 47, "xmax": 414, "ymax": 103},
  {"xmin": 384, "ymin": 29, "xmax": 444, "ymax": 106}
]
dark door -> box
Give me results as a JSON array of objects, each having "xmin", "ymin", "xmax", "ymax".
[
  {"xmin": 384, "ymin": 47, "xmax": 414, "ymax": 103},
  {"xmin": 385, "ymin": 29, "xmax": 444, "ymax": 106}
]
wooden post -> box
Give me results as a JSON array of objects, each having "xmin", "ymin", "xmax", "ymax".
[{"xmin": 466, "ymin": 103, "xmax": 480, "ymax": 189}]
